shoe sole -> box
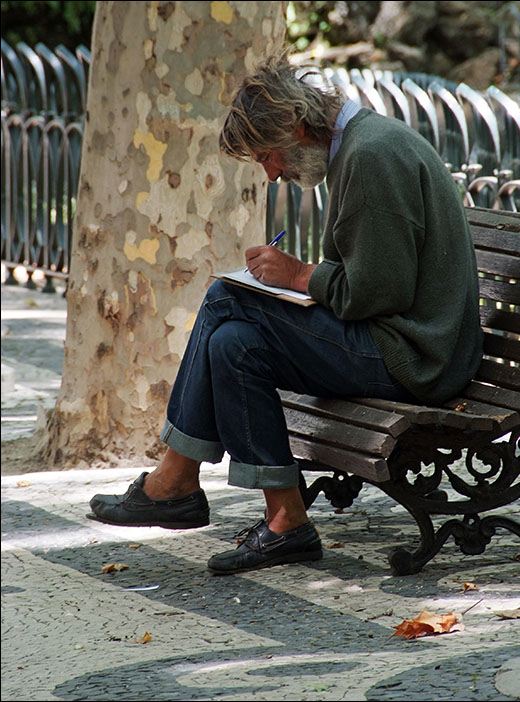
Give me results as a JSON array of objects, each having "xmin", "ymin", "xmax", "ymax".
[
  {"xmin": 86, "ymin": 513, "xmax": 209, "ymax": 529},
  {"xmin": 207, "ymin": 549, "xmax": 323, "ymax": 575}
]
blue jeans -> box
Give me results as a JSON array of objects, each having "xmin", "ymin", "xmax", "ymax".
[{"xmin": 160, "ymin": 280, "xmax": 412, "ymax": 490}]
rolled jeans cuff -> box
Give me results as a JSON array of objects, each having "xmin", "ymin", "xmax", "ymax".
[
  {"xmin": 228, "ymin": 459, "xmax": 300, "ymax": 489},
  {"xmin": 160, "ymin": 420, "xmax": 224, "ymax": 464}
]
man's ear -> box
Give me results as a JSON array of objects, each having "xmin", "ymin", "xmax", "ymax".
[
  {"xmin": 295, "ymin": 122, "xmax": 316, "ymax": 145},
  {"xmin": 295, "ymin": 123, "xmax": 306, "ymax": 141}
]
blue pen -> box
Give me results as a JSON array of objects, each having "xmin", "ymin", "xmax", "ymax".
[
  {"xmin": 245, "ymin": 230, "xmax": 286, "ymax": 272},
  {"xmin": 268, "ymin": 229, "xmax": 286, "ymax": 246}
]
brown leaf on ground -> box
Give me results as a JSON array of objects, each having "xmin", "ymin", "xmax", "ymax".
[
  {"xmin": 493, "ymin": 609, "xmax": 520, "ymax": 620},
  {"xmin": 326, "ymin": 541, "xmax": 346, "ymax": 549},
  {"xmin": 392, "ymin": 610, "xmax": 464, "ymax": 639},
  {"xmin": 101, "ymin": 563, "xmax": 130, "ymax": 573},
  {"xmin": 16, "ymin": 480, "xmax": 31, "ymax": 487},
  {"xmin": 134, "ymin": 631, "xmax": 152, "ymax": 644},
  {"xmin": 462, "ymin": 582, "xmax": 479, "ymax": 592}
]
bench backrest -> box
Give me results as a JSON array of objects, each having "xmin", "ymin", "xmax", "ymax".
[{"xmin": 468, "ymin": 207, "xmax": 520, "ymax": 394}]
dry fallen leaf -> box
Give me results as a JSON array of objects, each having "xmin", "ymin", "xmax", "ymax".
[
  {"xmin": 326, "ymin": 541, "xmax": 346, "ymax": 549},
  {"xmin": 134, "ymin": 631, "xmax": 152, "ymax": 644},
  {"xmin": 453, "ymin": 402, "xmax": 467, "ymax": 412},
  {"xmin": 493, "ymin": 609, "xmax": 520, "ymax": 620},
  {"xmin": 128, "ymin": 544, "xmax": 141, "ymax": 549},
  {"xmin": 463, "ymin": 582, "xmax": 479, "ymax": 592},
  {"xmin": 16, "ymin": 480, "xmax": 31, "ymax": 488},
  {"xmin": 392, "ymin": 610, "xmax": 464, "ymax": 639},
  {"xmin": 101, "ymin": 563, "xmax": 130, "ymax": 573}
]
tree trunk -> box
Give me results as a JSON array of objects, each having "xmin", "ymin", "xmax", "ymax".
[{"xmin": 40, "ymin": 0, "xmax": 287, "ymax": 469}]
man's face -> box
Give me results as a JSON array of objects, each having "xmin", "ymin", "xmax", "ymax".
[
  {"xmin": 282, "ymin": 140, "xmax": 329, "ymax": 189},
  {"xmin": 255, "ymin": 139, "xmax": 329, "ymax": 190}
]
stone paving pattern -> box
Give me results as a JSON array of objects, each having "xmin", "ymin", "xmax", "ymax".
[{"xmin": 2, "ymin": 282, "xmax": 520, "ymax": 701}]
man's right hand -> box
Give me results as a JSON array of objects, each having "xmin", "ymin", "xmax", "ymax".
[{"xmin": 245, "ymin": 245, "xmax": 316, "ymax": 293}]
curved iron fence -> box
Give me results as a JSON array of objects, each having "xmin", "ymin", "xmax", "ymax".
[
  {"xmin": 1, "ymin": 40, "xmax": 88, "ymax": 289},
  {"xmin": 2, "ymin": 41, "xmax": 519, "ymax": 283}
]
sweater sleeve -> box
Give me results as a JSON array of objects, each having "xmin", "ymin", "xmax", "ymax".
[{"xmin": 308, "ymin": 205, "xmax": 424, "ymax": 321}]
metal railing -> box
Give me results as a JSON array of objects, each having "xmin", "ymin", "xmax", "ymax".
[
  {"xmin": 2, "ymin": 41, "xmax": 519, "ymax": 282},
  {"xmin": 1, "ymin": 40, "xmax": 88, "ymax": 289}
]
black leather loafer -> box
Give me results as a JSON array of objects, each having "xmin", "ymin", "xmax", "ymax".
[
  {"xmin": 87, "ymin": 472, "xmax": 210, "ymax": 529},
  {"xmin": 207, "ymin": 518, "xmax": 322, "ymax": 575}
]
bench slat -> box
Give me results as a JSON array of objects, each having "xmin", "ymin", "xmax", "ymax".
[
  {"xmin": 476, "ymin": 249, "xmax": 520, "ymax": 279},
  {"xmin": 478, "ymin": 277, "xmax": 520, "ymax": 306},
  {"xmin": 351, "ymin": 398, "xmax": 479, "ymax": 429},
  {"xmin": 288, "ymin": 435, "xmax": 391, "ymax": 482},
  {"xmin": 283, "ymin": 407, "xmax": 397, "ymax": 458},
  {"xmin": 352, "ymin": 396, "xmax": 519, "ymax": 433},
  {"xmin": 483, "ymin": 330, "xmax": 520, "ymax": 362},
  {"xmin": 461, "ymin": 380, "xmax": 520, "ymax": 412},
  {"xmin": 467, "ymin": 206, "xmax": 520, "ymax": 236},
  {"xmin": 472, "ymin": 228, "xmax": 520, "ymax": 253},
  {"xmin": 477, "ymin": 359, "xmax": 520, "ymax": 391},
  {"xmin": 479, "ymin": 305, "xmax": 520, "ymax": 335},
  {"xmin": 280, "ymin": 391, "xmax": 410, "ymax": 437},
  {"xmin": 352, "ymin": 398, "xmax": 441, "ymax": 425},
  {"xmin": 443, "ymin": 397, "xmax": 520, "ymax": 433}
]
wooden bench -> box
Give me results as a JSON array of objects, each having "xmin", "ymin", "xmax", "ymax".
[{"xmin": 281, "ymin": 206, "xmax": 520, "ymax": 575}]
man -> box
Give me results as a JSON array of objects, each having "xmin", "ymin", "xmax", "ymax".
[{"xmin": 89, "ymin": 53, "xmax": 483, "ymax": 575}]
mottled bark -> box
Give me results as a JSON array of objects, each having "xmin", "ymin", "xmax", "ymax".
[{"xmin": 41, "ymin": 1, "xmax": 287, "ymax": 468}]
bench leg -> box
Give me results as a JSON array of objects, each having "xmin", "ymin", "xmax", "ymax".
[
  {"xmin": 296, "ymin": 430, "xmax": 519, "ymax": 575},
  {"xmin": 383, "ymin": 503, "xmax": 520, "ymax": 576},
  {"xmin": 298, "ymin": 462, "xmax": 363, "ymax": 510},
  {"xmin": 381, "ymin": 428, "xmax": 520, "ymax": 575}
]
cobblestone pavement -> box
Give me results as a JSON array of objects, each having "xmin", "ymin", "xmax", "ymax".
[{"xmin": 2, "ymin": 282, "xmax": 520, "ymax": 701}]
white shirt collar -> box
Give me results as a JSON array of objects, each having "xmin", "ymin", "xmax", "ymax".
[{"xmin": 329, "ymin": 100, "xmax": 361, "ymax": 164}]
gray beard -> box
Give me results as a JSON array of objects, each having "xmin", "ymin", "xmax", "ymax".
[{"xmin": 283, "ymin": 141, "xmax": 329, "ymax": 189}]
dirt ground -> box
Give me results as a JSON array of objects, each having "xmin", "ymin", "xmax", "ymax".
[
  {"xmin": 1, "ymin": 434, "xmax": 47, "ymax": 476},
  {"xmin": 1, "ymin": 432, "xmax": 158, "ymax": 477}
]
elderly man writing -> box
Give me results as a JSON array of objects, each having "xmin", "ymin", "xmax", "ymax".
[{"xmin": 89, "ymin": 52, "xmax": 483, "ymax": 575}]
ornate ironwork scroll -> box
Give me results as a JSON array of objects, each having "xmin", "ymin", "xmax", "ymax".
[{"xmin": 298, "ymin": 429, "xmax": 519, "ymax": 575}]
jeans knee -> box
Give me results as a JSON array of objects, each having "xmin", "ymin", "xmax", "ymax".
[
  {"xmin": 208, "ymin": 320, "xmax": 263, "ymax": 367},
  {"xmin": 205, "ymin": 278, "xmax": 229, "ymax": 304},
  {"xmin": 208, "ymin": 322, "xmax": 241, "ymax": 365}
]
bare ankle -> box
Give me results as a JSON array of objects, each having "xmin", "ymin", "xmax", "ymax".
[
  {"xmin": 143, "ymin": 472, "xmax": 200, "ymax": 499},
  {"xmin": 267, "ymin": 514, "xmax": 308, "ymax": 534},
  {"xmin": 142, "ymin": 449, "xmax": 201, "ymax": 499},
  {"xmin": 264, "ymin": 486, "xmax": 308, "ymax": 534}
]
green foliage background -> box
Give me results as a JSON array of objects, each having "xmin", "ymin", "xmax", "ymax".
[
  {"xmin": 1, "ymin": 1, "xmax": 97, "ymax": 49},
  {"xmin": 1, "ymin": 1, "xmax": 518, "ymax": 90},
  {"xmin": 1, "ymin": 1, "xmax": 516, "ymax": 54}
]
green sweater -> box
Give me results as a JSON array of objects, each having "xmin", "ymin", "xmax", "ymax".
[{"xmin": 308, "ymin": 108, "xmax": 483, "ymax": 404}]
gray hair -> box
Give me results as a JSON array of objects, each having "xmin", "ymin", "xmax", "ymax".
[{"xmin": 219, "ymin": 52, "xmax": 343, "ymax": 161}]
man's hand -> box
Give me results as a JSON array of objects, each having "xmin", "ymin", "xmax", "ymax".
[{"xmin": 245, "ymin": 245, "xmax": 316, "ymax": 293}]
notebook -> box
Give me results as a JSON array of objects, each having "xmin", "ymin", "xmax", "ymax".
[{"xmin": 212, "ymin": 268, "xmax": 316, "ymax": 307}]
